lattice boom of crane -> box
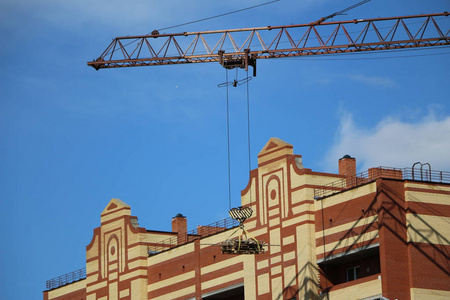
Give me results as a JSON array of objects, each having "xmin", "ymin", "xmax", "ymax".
[{"xmin": 88, "ymin": 12, "xmax": 449, "ymax": 73}]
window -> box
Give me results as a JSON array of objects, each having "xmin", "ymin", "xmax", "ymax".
[{"xmin": 346, "ymin": 266, "xmax": 360, "ymax": 282}]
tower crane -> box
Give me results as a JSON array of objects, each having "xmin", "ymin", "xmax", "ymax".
[
  {"xmin": 86, "ymin": 8, "xmax": 449, "ymax": 254},
  {"xmin": 87, "ymin": 12, "xmax": 450, "ymax": 76}
]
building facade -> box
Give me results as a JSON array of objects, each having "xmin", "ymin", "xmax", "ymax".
[{"xmin": 44, "ymin": 138, "xmax": 450, "ymax": 300}]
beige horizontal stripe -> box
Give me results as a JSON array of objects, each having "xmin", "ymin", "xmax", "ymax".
[
  {"xmin": 411, "ymin": 288, "xmax": 450, "ymax": 299},
  {"xmin": 86, "ymin": 260, "xmax": 98, "ymax": 273},
  {"xmin": 271, "ymin": 265, "xmax": 282, "ymax": 275},
  {"xmin": 283, "ymin": 235, "xmax": 295, "ymax": 246},
  {"xmin": 100, "ymin": 212, "xmax": 126, "ymax": 224},
  {"xmin": 127, "ymin": 259, "xmax": 146, "ymax": 270},
  {"xmin": 257, "ymin": 259, "xmax": 269, "ymax": 270},
  {"xmin": 85, "ymin": 274, "xmax": 98, "ymax": 285},
  {"xmin": 86, "ymin": 280, "xmax": 107, "ymax": 293},
  {"xmin": 201, "ymin": 256, "xmax": 243, "ymax": 275},
  {"xmin": 147, "ymin": 243, "xmax": 195, "ymax": 266},
  {"xmin": 316, "ymin": 182, "xmax": 377, "ymax": 209},
  {"xmin": 150, "ymin": 286, "xmax": 195, "ymax": 300},
  {"xmin": 405, "ymin": 182, "xmax": 450, "ymax": 192},
  {"xmin": 269, "ymin": 217, "xmax": 280, "ymax": 227},
  {"xmin": 202, "ymin": 269, "xmax": 243, "ymax": 290},
  {"xmin": 328, "ymin": 277, "xmax": 381, "ymax": 300},
  {"xmin": 305, "ymin": 173, "xmax": 343, "ymax": 186},
  {"xmin": 147, "ymin": 271, "xmax": 195, "ymax": 292},
  {"xmin": 119, "ymin": 288, "xmax": 129, "ymax": 298},
  {"xmin": 141, "ymin": 232, "xmax": 177, "ymax": 243},
  {"xmin": 407, "ymin": 214, "xmax": 450, "ymax": 245},
  {"xmin": 119, "ymin": 268, "xmax": 147, "ymax": 281},
  {"xmin": 245, "ymin": 219, "xmax": 257, "ymax": 230},
  {"xmin": 292, "ymin": 202, "xmax": 312, "ymax": 214},
  {"xmin": 282, "ymin": 213, "xmax": 312, "ymax": 228},
  {"xmin": 270, "ymin": 255, "xmax": 281, "ymax": 265},
  {"xmin": 248, "ymin": 226, "xmax": 268, "ymax": 238},
  {"xmin": 317, "ymin": 230, "xmax": 379, "ymax": 255},
  {"xmin": 315, "ymin": 215, "xmax": 378, "ymax": 239},
  {"xmin": 269, "ymin": 208, "xmax": 280, "ymax": 217},
  {"xmin": 406, "ymin": 190, "xmax": 450, "ymax": 206}
]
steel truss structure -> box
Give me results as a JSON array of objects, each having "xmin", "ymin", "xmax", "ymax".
[{"xmin": 87, "ymin": 12, "xmax": 450, "ymax": 74}]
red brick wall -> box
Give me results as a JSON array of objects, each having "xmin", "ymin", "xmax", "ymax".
[
  {"xmin": 408, "ymin": 243, "xmax": 450, "ymax": 290},
  {"xmin": 315, "ymin": 190, "xmax": 379, "ymax": 261},
  {"xmin": 376, "ymin": 179, "xmax": 411, "ymax": 300}
]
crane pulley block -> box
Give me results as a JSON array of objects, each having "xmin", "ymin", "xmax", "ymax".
[{"xmin": 218, "ymin": 49, "xmax": 257, "ymax": 76}]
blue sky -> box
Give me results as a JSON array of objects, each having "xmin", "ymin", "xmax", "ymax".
[{"xmin": 1, "ymin": 0, "xmax": 449, "ymax": 299}]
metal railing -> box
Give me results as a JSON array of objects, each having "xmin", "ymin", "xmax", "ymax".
[
  {"xmin": 314, "ymin": 167, "xmax": 450, "ymax": 199},
  {"xmin": 46, "ymin": 267, "xmax": 86, "ymax": 290},
  {"xmin": 148, "ymin": 217, "xmax": 239, "ymax": 255},
  {"xmin": 404, "ymin": 167, "xmax": 450, "ymax": 182}
]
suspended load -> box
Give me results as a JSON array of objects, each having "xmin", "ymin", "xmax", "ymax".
[{"xmin": 221, "ymin": 207, "xmax": 266, "ymax": 254}]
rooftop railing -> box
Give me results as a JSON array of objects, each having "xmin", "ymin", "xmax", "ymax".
[
  {"xmin": 46, "ymin": 267, "xmax": 86, "ymax": 290},
  {"xmin": 314, "ymin": 166, "xmax": 450, "ymax": 199},
  {"xmin": 148, "ymin": 216, "xmax": 239, "ymax": 255},
  {"xmin": 404, "ymin": 167, "xmax": 450, "ymax": 182}
]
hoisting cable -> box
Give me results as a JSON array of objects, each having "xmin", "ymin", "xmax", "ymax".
[
  {"xmin": 226, "ymin": 69, "xmax": 232, "ymax": 211},
  {"xmin": 219, "ymin": 73, "xmax": 265, "ymax": 255},
  {"xmin": 219, "ymin": 68, "xmax": 253, "ymax": 210},
  {"xmin": 246, "ymin": 68, "xmax": 252, "ymax": 188},
  {"xmin": 155, "ymin": 0, "xmax": 281, "ymax": 32}
]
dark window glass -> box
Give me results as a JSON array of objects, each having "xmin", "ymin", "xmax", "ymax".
[{"xmin": 346, "ymin": 266, "xmax": 360, "ymax": 282}]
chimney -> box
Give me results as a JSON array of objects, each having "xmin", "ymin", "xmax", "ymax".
[
  {"xmin": 339, "ymin": 155, "xmax": 356, "ymax": 178},
  {"xmin": 172, "ymin": 214, "xmax": 187, "ymax": 245}
]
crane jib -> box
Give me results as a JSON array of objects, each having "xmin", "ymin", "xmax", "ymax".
[{"xmin": 87, "ymin": 12, "xmax": 450, "ymax": 75}]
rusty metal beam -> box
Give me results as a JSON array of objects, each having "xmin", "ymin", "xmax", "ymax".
[{"xmin": 87, "ymin": 12, "xmax": 450, "ymax": 72}]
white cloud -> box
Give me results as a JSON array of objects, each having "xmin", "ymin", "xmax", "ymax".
[
  {"xmin": 324, "ymin": 112, "xmax": 450, "ymax": 172},
  {"xmin": 348, "ymin": 74, "xmax": 398, "ymax": 88}
]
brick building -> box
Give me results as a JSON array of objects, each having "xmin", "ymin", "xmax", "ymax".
[{"xmin": 43, "ymin": 138, "xmax": 450, "ymax": 300}]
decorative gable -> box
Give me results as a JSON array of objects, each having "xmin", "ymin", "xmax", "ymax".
[
  {"xmin": 100, "ymin": 198, "xmax": 131, "ymax": 224},
  {"xmin": 257, "ymin": 137, "xmax": 294, "ymax": 166}
]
